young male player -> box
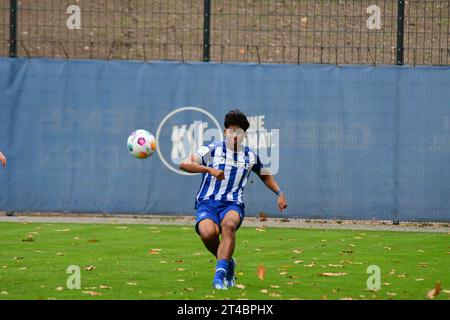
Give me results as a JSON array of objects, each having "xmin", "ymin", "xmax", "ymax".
[
  {"xmin": 180, "ymin": 109, "xmax": 287, "ymax": 290},
  {"xmin": 0, "ymin": 151, "xmax": 6, "ymax": 167}
]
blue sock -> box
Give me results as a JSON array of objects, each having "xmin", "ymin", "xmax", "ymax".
[{"xmin": 214, "ymin": 259, "xmax": 229, "ymax": 278}]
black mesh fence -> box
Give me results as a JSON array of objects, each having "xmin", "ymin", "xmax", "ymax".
[{"xmin": 0, "ymin": 0, "xmax": 449, "ymax": 65}]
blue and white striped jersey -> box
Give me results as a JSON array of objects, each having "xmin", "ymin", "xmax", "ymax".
[{"xmin": 194, "ymin": 141, "xmax": 263, "ymax": 207}]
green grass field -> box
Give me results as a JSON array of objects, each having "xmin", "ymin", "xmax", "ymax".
[{"xmin": 0, "ymin": 222, "xmax": 448, "ymax": 300}]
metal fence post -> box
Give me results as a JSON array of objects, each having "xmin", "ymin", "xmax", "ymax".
[
  {"xmin": 396, "ymin": 0, "xmax": 405, "ymax": 65},
  {"xmin": 9, "ymin": 0, "xmax": 18, "ymax": 57},
  {"xmin": 203, "ymin": 0, "xmax": 211, "ymax": 62}
]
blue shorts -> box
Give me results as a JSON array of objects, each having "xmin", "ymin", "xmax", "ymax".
[{"xmin": 195, "ymin": 200, "xmax": 245, "ymax": 235}]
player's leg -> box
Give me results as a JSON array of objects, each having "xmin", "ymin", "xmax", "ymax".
[
  {"xmin": 212, "ymin": 209, "xmax": 242, "ymax": 289},
  {"xmin": 197, "ymin": 219, "xmax": 220, "ymax": 257},
  {"xmin": 217, "ymin": 210, "xmax": 241, "ymax": 260}
]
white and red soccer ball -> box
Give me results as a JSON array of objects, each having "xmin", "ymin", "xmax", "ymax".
[{"xmin": 127, "ymin": 129, "xmax": 156, "ymax": 159}]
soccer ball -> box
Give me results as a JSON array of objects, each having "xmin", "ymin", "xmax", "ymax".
[{"xmin": 127, "ymin": 129, "xmax": 156, "ymax": 159}]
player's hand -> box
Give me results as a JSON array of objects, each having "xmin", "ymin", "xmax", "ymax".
[
  {"xmin": 278, "ymin": 193, "xmax": 287, "ymax": 212},
  {"xmin": 0, "ymin": 153, "xmax": 6, "ymax": 167},
  {"xmin": 208, "ymin": 168, "xmax": 225, "ymax": 180}
]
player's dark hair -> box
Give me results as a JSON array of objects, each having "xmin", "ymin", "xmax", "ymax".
[{"xmin": 224, "ymin": 109, "xmax": 250, "ymax": 132}]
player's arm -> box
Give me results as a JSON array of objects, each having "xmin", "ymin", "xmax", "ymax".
[
  {"xmin": 256, "ymin": 169, "xmax": 287, "ymax": 212},
  {"xmin": 0, "ymin": 151, "xmax": 6, "ymax": 167},
  {"xmin": 179, "ymin": 155, "xmax": 224, "ymax": 180}
]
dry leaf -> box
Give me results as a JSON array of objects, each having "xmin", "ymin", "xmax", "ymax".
[
  {"xmin": 260, "ymin": 289, "xmax": 268, "ymax": 294},
  {"xmin": 270, "ymin": 285, "xmax": 280, "ymax": 288},
  {"xmin": 255, "ymin": 228, "xmax": 266, "ymax": 232},
  {"xmin": 56, "ymin": 229, "xmax": 70, "ymax": 232},
  {"xmin": 99, "ymin": 285, "xmax": 111, "ymax": 289},
  {"xmin": 84, "ymin": 265, "xmax": 95, "ymax": 271},
  {"xmin": 257, "ymin": 265, "xmax": 266, "ymax": 280},
  {"xmin": 13, "ymin": 256, "xmax": 23, "ymax": 261},
  {"xmin": 427, "ymin": 281, "xmax": 441, "ymax": 299},
  {"xmin": 88, "ymin": 239, "xmax": 98, "ymax": 243},
  {"xmin": 148, "ymin": 248, "xmax": 162, "ymax": 255},
  {"xmin": 293, "ymin": 249, "xmax": 304, "ymax": 254},
  {"xmin": 55, "ymin": 287, "xmax": 64, "ymax": 291},
  {"xmin": 82, "ymin": 291, "xmax": 102, "ymax": 296},
  {"xmin": 415, "ymin": 278, "xmax": 424, "ymax": 281},
  {"xmin": 304, "ymin": 262, "xmax": 315, "ymax": 268},
  {"xmin": 319, "ymin": 272, "xmax": 347, "ymax": 277},
  {"xmin": 269, "ymin": 293, "xmax": 281, "ymax": 297},
  {"xmin": 328, "ymin": 264, "xmax": 343, "ymax": 268},
  {"xmin": 258, "ymin": 212, "xmax": 268, "ymax": 222},
  {"xmin": 126, "ymin": 282, "xmax": 137, "ymax": 286},
  {"xmin": 279, "ymin": 271, "xmax": 288, "ymax": 275},
  {"xmin": 294, "ymin": 260, "xmax": 304, "ymax": 264},
  {"xmin": 56, "ymin": 252, "xmax": 65, "ymax": 256},
  {"xmin": 184, "ymin": 288, "xmax": 195, "ymax": 292},
  {"xmin": 235, "ymin": 284, "xmax": 246, "ymax": 289},
  {"xmin": 387, "ymin": 292, "xmax": 397, "ymax": 296}
]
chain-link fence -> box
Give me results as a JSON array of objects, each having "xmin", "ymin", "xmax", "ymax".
[{"xmin": 1, "ymin": 0, "xmax": 449, "ymax": 65}]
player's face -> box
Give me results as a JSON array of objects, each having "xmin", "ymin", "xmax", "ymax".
[{"xmin": 225, "ymin": 126, "xmax": 245, "ymax": 150}]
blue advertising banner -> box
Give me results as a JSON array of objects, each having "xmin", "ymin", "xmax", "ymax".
[{"xmin": 0, "ymin": 58, "xmax": 449, "ymax": 221}]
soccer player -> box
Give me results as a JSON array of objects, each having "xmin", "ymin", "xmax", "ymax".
[
  {"xmin": 180, "ymin": 109, "xmax": 287, "ymax": 290},
  {"xmin": 0, "ymin": 151, "xmax": 6, "ymax": 167}
]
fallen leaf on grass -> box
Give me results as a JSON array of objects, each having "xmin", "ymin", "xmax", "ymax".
[
  {"xmin": 55, "ymin": 287, "xmax": 64, "ymax": 291},
  {"xmin": 56, "ymin": 252, "xmax": 65, "ymax": 256},
  {"xmin": 269, "ymin": 293, "xmax": 281, "ymax": 297},
  {"xmin": 319, "ymin": 272, "xmax": 347, "ymax": 277},
  {"xmin": 82, "ymin": 291, "xmax": 102, "ymax": 296},
  {"xmin": 84, "ymin": 266, "xmax": 96, "ymax": 271},
  {"xmin": 1, "ymin": 291, "xmax": 8, "ymax": 295},
  {"xmin": 88, "ymin": 239, "xmax": 98, "ymax": 243},
  {"xmin": 427, "ymin": 281, "xmax": 441, "ymax": 299},
  {"xmin": 257, "ymin": 265, "xmax": 266, "ymax": 280},
  {"xmin": 18, "ymin": 267, "xmax": 27, "ymax": 270},
  {"xmin": 99, "ymin": 285, "xmax": 111, "ymax": 289},
  {"xmin": 115, "ymin": 226, "xmax": 128, "ymax": 229},
  {"xmin": 56, "ymin": 229, "xmax": 70, "ymax": 232},
  {"xmin": 176, "ymin": 279, "xmax": 185, "ymax": 282},
  {"xmin": 415, "ymin": 278, "xmax": 424, "ymax": 281},
  {"xmin": 294, "ymin": 260, "xmax": 304, "ymax": 264},
  {"xmin": 255, "ymin": 228, "xmax": 266, "ymax": 232},
  {"xmin": 126, "ymin": 282, "xmax": 137, "ymax": 286},
  {"xmin": 279, "ymin": 271, "xmax": 288, "ymax": 275},
  {"xmin": 304, "ymin": 263, "xmax": 316, "ymax": 268},
  {"xmin": 270, "ymin": 285, "xmax": 280, "ymax": 288},
  {"xmin": 235, "ymin": 284, "xmax": 246, "ymax": 289},
  {"xmin": 13, "ymin": 256, "xmax": 23, "ymax": 261},
  {"xmin": 293, "ymin": 249, "xmax": 304, "ymax": 254},
  {"xmin": 260, "ymin": 289, "xmax": 268, "ymax": 294},
  {"xmin": 258, "ymin": 212, "xmax": 268, "ymax": 222},
  {"xmin": 387, "ymin": 292, "xmax": 397, "ymax": 296},
  {"xmin": 184, "ymin": 288, "xmax": 195, "ymax": 292},
  {"xmin": 148, "ymin": 249, "xmax": 162, "ymax": 254},
  {"xmin": 328, "ymin": 264, "xmax": 343, "ymax": 268}
]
